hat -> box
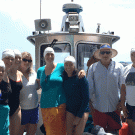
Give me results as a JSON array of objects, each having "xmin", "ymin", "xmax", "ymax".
[
  {"xmin": 14, "ymin": 49, "xmax": 21, "ymax": 57},
  {"xmin": 2, "ymin": 49, "xmax": 15, "ymax": 59},
  {"xmin": 43, "ymin": 47, "xmax": 54, "ymax": 58},
  {"xmin": 0, "ymin": 59, "xmax": 5, "ymax": 69},
  {"xmin": 130, "ymin": 48, "xmax": 135, "ymax": 54},
  {"xmin": 94, "ymin": 44, "xmax": 118, "ymax": 59},
  {"xmin": 64, "ymin": 56, "xmax": 76, "ymax": 65}
]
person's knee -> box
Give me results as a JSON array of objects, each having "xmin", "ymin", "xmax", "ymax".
[{"xmin": 74, "ymin": 130, "xmax": 83, "ymax": 135}]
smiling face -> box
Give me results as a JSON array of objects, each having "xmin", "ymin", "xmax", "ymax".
[
  {"xmin": 2, "ymin": 56, "xmax": 15, "ymax": 70},
  {"xmin": 64, "ymin": 61, "xmax": 75, "ymax": 77},
  {"xmin": 14, "ymin": 55, "xmax": 22, "ymax": 67},
  {"xmin": 44, "ymin": 53, "xmax": 54, "ymax": 64},
  {"xmin": 21, "ymin": 55, "xmax": 32, "ymax": 72},
  {"xmin": 0, "ymin": 67, "xmax": 5, "ymax": 82}
]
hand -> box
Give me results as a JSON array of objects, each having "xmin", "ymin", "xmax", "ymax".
[
  {"xmin": 36, "ymin": 79, "xmax": 41, "ymax": 90},
  {"xmin": 73, "ymin": 117, "xmax": 81, "ymax": 126},
  {"xmin": 89, "ymin": 100, "xmax": 95, "ymax": 115},
  {"xmin": 78, "ymin": 70, "xmax": 86, "ymax": 79},
  {"xmin": 121, "ymin": 105, "xmax": 128, "ymax": 118}
]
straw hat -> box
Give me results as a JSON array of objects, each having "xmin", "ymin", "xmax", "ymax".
[{"xmin": 94, "ymin": 44, "xmax": 118, "ymax": 59}]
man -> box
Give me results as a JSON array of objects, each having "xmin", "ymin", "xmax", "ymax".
[{"xmin": 87, "ymin": 44, "xmax": 124, "ymax": 133}]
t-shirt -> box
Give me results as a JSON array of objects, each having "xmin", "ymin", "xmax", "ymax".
[
  {"xmin": 20, "ymin": 71, "xmax": 38, "ymax": 109},
  {"xmin": 37, "ymin": 63, "xmax": 66, "ymax": 108},
  {"xmin": 124, "ymin": 64, "xmax": 135, "ymax": 106}
]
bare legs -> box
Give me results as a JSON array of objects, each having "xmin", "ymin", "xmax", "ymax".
[
  {"xmin": 19, "ymin": 123, "xmax": 37, "ymax": 135},
  {"xmin": 66, "ymin": 111, "xmax": 89, "ymax": 135},
  {"xmin": 9, "ymin": 107, "xmax": 21, "ymax": 135},
  {"xmin": 127, "ymin": 119, "xmax": 135, "ymax": 135}
]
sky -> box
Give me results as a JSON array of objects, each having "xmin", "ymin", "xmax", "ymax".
[{"xmin": 0, "ymin": 0, "xmax": 135, "ymax": 65}]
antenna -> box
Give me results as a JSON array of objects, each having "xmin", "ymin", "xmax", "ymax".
[
  {"xmin": 40, "ymin": 0, "xmax": 41, "ymax": 19},
  {"xmin": 50, "ymin": 39, "xmax": 58, "ymax": 48}
]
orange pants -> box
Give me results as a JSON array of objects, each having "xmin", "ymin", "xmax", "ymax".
[{"xmin": 41, "ymin": 103, "xmax": 66, "ymax": 135}]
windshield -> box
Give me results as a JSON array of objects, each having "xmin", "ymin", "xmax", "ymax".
[
  {"xmin": 40, "ymin": 43, "xmax": 71, "ymax": 66},
  {"xmin": 77, "ymin": 43, "xmax": 100, "ymax": 71}
]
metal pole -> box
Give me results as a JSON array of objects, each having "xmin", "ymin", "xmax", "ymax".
[{"xmin": 40, "ymin": 0, "xmax": 41, "ymax": 19}]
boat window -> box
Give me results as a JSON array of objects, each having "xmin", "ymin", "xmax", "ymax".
[
  {"xmin": 40, "ymin": 43, "xmax": 71, "ymax": 66},
  {"xmin": 77, "ymin": 43, "xmax": 100, "ymax": 72}
]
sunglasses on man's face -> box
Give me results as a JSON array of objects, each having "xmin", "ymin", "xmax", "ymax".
[
  {"xmin": 22, "ymin": 58, "xmax": 32, "ymax": 63},
  {"xmin": 100, "ymin": 51, "xmax": 111, "ymax": 55}
]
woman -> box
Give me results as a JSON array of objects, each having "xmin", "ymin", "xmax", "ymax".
[
  {"xmin": 2, "ymin": 49, "xmax": 15, "ymax": 73},
  {"xmin": 0, "ymin": 59, "xmax": 11, "ymax": 135},
  {"xmin": 63, "ymin": 56, "xmax": 89, "ymax": 135},
  {"xmin": 121, "ymin": 48, "xmax": 135, "ymax": 135},
  {"xmin": 37, "ymin": 47, "xmax": 85, "ymax": 135},
  {"xmin": 19, "ymin": 52, "xmax": 39, "ymax": 135},
  {"xmin": 6, "ymin": 49, "xmax": 23, "ymax": 135}
]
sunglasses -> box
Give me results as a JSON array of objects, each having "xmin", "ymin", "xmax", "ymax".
[
  {"xmin": 100, "ymin": 51, "xmax": 111, "ymax": 55},
  {"xmin": 22, "ymin": 58, "xmax": 32, "ymax": 63}
]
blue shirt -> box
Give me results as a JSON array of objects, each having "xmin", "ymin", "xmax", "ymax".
[
  {"xmin": 87, "ymin": 61, "xmax": 124, "ymax": 112},
  {"xmin": 37, "ymin": 63, "xmax": 66, "ymax": 108}
]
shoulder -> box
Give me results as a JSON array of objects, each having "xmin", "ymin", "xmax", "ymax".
[
  {"xmin": 114, "ymin": 61, "xmax": 124, "ymax": 67},
  {"xmin": 37, "ymin": 65, "xmax": 45, "ymax": 72},
  {"xmin": 56, "ymin": 63, "xmax": 64, "ymax": 70},
  {"xmin": 123, "ymin": 64, "xmax": 132, "ymax": 74},
  {"xmin": 79, "ymin": 76, "xmax": 87, "ymax": 82},
  {"xmin": 57, "ymin": 63, "xmax": 64, "ymax": 68},
  {"xmin": 30, "ymin": 70, "xmax": 37, "ymax": 76},
  {"xmin": 1, "ymin": 80, "xmax": 8, "ymax": 85},
  {"xmin": 18, "ymin": 70, "xmax": 23, "ymax": 76},
  {"xmin": 89, "ymin": 61, "xmax": 99, "ymax": 71},
  {"xmin": 112, "ymin": 61, "xmax": 124, "ymax": 71},
  {"xmin": 124, "ymin": 64, "xmax": 132, "ymax": 70}
]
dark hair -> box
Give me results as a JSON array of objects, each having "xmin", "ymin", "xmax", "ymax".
[{"xmin": 62, "ymin": 68, "xmax": 78, "ymax": 82}]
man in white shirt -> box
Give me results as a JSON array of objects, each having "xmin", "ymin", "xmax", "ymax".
[{"xmin": 87, "ymin": 44, "xmax": 124, "ymax": 133}]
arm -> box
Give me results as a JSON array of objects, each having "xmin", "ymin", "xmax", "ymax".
[
  {"xmin": 3, "ymin": 72, "xmax": 9, "ymax": 83},
  {"xmin": 119, "ymin": 65, "xmax": 128, "ymax": 117},
  {"xmin": 73, "ymin": 77, "xmax": 89, "ymax": 125},
  {"xmin": 36, "ymin": 79, "xmax": 41, "ymax": 90},
  {"xmin": 76, "ymin": 77, "xmax": 89, "ymax": 118},
  {"xmin": 120, "ymin": 84, "xmax": 128, "ymax": 118},
  {"xmin": 36, "ymin": 68, "xmax": 42, "ymax": 90},
  {"xmin": 87, "ymin": 65, "xmax": 96, "ymax": 114}
]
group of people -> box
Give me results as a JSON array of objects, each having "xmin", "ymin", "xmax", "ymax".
[
  {"xmin": 0, "ymin": 43, "xmax": 135, "ymax": 135},
  {"xmin": 87, "ymin": 44, "xmax": 135, "ymax": 135},
  {"xmin": 0, "ymin": 49, "xmax": 39, "ymax": 135}
]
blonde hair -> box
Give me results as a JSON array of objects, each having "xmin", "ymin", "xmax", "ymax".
[{"xmin": 20, "ymin": 52, "xmax": 34, "ymax": 74}]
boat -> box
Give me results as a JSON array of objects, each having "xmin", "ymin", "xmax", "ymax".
[{"xmin": 27, "ymin": 0, "xmax": 120, "ymax": 134}]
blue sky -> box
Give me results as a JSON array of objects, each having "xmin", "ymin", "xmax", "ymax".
[{"xmin": 0, "ymin": 0, "xmax": 135, "ymax": 65}]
